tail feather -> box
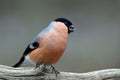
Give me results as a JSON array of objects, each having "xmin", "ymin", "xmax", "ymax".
[{"xmin": 13, "ymin": 56, "xmax": 25, "ymax": 67}]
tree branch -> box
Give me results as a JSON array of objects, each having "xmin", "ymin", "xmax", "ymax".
[{"xmin": 0, "ymin": 64, "xmax": 120, "ymax": 80}]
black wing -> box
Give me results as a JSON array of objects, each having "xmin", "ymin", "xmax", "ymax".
[
  {"xmin": 23, "ymin": 42, "xmax": 39, "ymax": 56},
  {"xmin": 13, "ymin": 42, "xmax": 39, "ymax": 67}
]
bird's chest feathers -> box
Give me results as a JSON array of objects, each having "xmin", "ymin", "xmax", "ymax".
[{"xmin": 41, "ymin": 29, "xmax": 68, "ymax": 50}]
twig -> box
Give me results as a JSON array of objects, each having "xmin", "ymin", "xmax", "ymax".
[{"xmin": 0, "ymin": 64, "xmax": 119, "ymax": 80}]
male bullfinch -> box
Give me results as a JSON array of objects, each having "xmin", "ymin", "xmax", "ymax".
[{"xmin": 13, "ymin": 18, "xmax": 74, "ymax": 76}]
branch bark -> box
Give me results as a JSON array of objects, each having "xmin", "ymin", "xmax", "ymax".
[{"xmin": 0, "ymin": 64, "xmax": 120, "ymax": 80}]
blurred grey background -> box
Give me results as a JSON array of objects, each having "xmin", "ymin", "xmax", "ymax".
[{"xmin": 0, "ymin": 0, "xmax": 120, "ymax": 73}]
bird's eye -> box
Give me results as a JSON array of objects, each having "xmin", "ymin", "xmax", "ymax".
[{"xmin": 29, "ymin": 42, "xmax": 39, "ymax": 49}]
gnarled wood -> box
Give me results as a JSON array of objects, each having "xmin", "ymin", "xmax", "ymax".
[{"xmin": 0, "ymin": 64, "xmax": 120, "ymax": 80}]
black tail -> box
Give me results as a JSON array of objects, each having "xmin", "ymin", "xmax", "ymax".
[{"xmin": 13, "ymin": 56, "xmax": 25, "ymax": 67}]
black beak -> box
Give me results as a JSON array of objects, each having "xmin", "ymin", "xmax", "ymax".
[{"xmin": 69, "ymin": 25, "xmax": 74, "ymax": 33}]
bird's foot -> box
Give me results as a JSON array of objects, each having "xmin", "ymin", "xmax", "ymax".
[
  {"xmin": 51, "ymin": 65, "xmax": 60, "ymax": 77},
  {"xmin": 35, "ymin": 64, "xmax": 60, "ymax": 77},
  {"xmin": 35, "ymin": 64, "xmax": 47, "ymax": 76}
]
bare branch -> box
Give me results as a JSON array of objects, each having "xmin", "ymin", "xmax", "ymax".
[{"xmin": 0, "ymin": 64, "xmax": 119, "ymax": 80}]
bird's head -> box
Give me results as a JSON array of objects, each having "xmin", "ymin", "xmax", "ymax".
[{"xmin": 54, "ymin": 18, "xmax": 74, "ymax": 34}]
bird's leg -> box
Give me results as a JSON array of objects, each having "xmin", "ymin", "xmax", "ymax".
[
  {"xmin": 35, "ymin": 62, "xmax": 44, "ymax": 69},
  {"xmin": 35, "ymin": 64, "xmax": 46, "ymax": 76},
  {"xmin": 35, "ymin": 64, "xmax": 40, "ymax": 69},
  {"xmin": 41, "ymin": 64, "xmax": 48, "ymax": 72},
  {"xmin": 51, "ymin": 65, "xmax": 60, "ymax": 77},
  {"xmin": 35, "ymin": 64, "xmax": 48, "ymax": 72}
]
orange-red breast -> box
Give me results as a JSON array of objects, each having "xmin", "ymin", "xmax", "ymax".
[{"xmin": 13, "ymin": 18, "xmax": 74, "ymax": 76}]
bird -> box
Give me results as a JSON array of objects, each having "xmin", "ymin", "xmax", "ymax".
[{"xmin": 13, "ymin": 18, "xmax": 74, "ymax": 76}]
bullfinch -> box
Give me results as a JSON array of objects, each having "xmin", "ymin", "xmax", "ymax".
[{"xmin": 13, "ymin": 18, "xmax": 74, "ymax": 76}]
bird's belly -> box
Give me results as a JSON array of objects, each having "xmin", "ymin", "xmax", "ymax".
[{"xmin": 29, "ymin": 38, "xmax": 67, "ymax": 65}]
